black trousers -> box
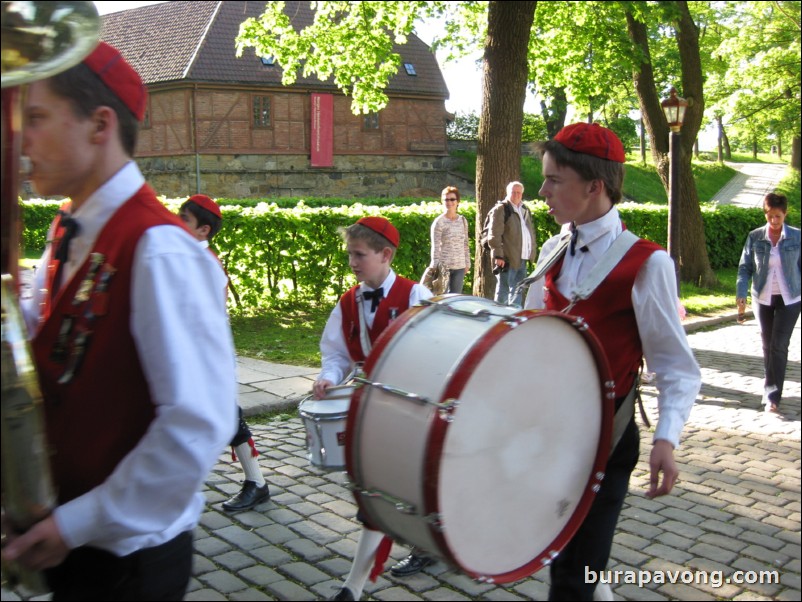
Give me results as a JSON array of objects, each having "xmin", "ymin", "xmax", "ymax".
[
  {"xmin": 230, "ymin": 405, "xmax": 253, "ymax": 447},
  {"xmin": 549, "ymin": 418, "xmax": 640, "ymax": 601},
  {"xmin": 45, "ymin": 530, "xmax": 193, "ymax": 601},
  {"xmin": 757, "ymin": 296, "xmax": 801, "ymax": 406}
]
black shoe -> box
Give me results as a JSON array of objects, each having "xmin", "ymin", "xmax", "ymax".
[
  {"xmin": 330, "ymin": 586, "xmax": 355, "ymax": 600},
  {"xmin": 222, "ymin": 480, "xmax": 270, "ymax": 511},
  {"xmin": 390, "ymin": 553, "xmax": 435, "ymax": 577}
]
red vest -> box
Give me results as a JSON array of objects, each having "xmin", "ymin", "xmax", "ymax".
[
  {"xmin": 544, "ymin": 240, "xmax": 660, "ymax": 399},
  {"xmin": 32, "ymin": 186, "xmax": 187, "ymax": 503},
  {"xmin": 339, "ymin": 277, "xmax": 415, "ymax": 362}
]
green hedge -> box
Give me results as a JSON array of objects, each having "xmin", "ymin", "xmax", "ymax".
[{"xmin": 21, "ymin": 198, "xmax": 766, "ymax": 313}]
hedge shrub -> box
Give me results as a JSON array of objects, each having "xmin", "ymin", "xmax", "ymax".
[{"xmin": 21, "ymin": 198, "xmax": 766, "ymax": 313}]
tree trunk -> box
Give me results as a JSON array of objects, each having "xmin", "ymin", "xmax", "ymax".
[
  {"xmin": 473, "ymin": 1, "xmax": 537, "ymax": 299},
  {"xmin": 717, "ymin": 116, "xmax": 724, "ymax": 163},
  {"xmin": 791, "ymin": 135, "xmax": 801, "ymax": 171},
  {"xmin": 626, "ymin": 1, "xmax": 716, "ymax": 288},
  {"xmin": 723, "ymin": 126, "xmax": 731, "ymax": 159},
  {"xmin": 640, "ymin": 116, "xmax": 647, "ymax": 164},
  {"xmin": 540, "ymin": 86, "xmax": 567, "ymax": 139}
]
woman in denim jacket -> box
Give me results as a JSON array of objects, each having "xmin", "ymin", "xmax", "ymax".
[{"xmin": 736, "ymin": 193, "xmax": 801, "ymax": 414}]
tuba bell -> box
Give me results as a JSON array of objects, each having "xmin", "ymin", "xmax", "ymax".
[{"xmin": 1, "ymin": 0, "xmax": 100, "ymax": 593}]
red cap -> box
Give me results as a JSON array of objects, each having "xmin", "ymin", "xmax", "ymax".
[
  {"xmin": 83, "ymin": 41, "xmax": 147, "ymax": 122},
  {"xmin": 356, "ymin": 216, "xmax": 399, "ymax": 247},
  {"xmin": 554, "ymin": 123, "xmax": 626, "ymax": 163},
  {"xmin": 187, "ymin": 194, "xmax": 222, "ymax": 219}
]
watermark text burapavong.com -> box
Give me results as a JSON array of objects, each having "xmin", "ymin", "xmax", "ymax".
[{"xmin": 585, "ymin": 567, "xmax": 779, "ymax": 589}]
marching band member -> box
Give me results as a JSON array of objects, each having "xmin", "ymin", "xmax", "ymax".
[
  {"xmin": 314, "ymin": 217, "xmax": 432, "ymax": 601},
  {"xmin": 525, "ymin": 123, "xmax": 701, "ymax": 601},
  {"xmin": 178, "ymin": 194, "xmax": 271, "ymax": 512},
  {"xmin": 4, "ymin": 42, "xmax": 237, "ymax": 600}
]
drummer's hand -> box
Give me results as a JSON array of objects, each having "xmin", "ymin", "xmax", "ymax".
[
  {"xmin": 313, "ymin": 379, "xmax": 334, "ymax": 399},
  {"xmin": 646, "ymin": 439, "xmax": 678, "ymax": 499},
  {"xmin": 1, "ymin": 515, "xmax": 68, "ymax": 571}
]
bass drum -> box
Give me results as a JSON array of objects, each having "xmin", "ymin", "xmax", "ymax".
[{"xmin": 345, "ymin": 294, "xmax": 614, "ymax": 583}]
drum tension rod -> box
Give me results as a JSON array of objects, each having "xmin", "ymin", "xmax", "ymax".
[
  {"xmin": 352, "ymin": 487, "xmax": 418, "ymax": 515},
  {"xmin": 352, "ymin": 376, "xmax": 458, "ymax": 411}
]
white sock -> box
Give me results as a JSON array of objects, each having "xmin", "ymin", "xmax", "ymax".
[
  {"xmin": 342, "ymin": 527, "xmax": 384, "ymax": 599},
  {"xmin": 234, "ymin": 442, "xmax": 265, "ymax": 486}
]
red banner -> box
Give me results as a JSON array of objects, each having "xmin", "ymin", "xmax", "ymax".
[{"xmin": 310, "ymin": 93, "xmax": 333, "ymax": 167}]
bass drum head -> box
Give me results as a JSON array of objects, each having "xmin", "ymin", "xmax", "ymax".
[{"xmin": 429, "ymin": 311, "xmax": 610, "ymax": 581}]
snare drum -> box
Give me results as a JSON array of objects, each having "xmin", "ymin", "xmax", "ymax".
[
  {"xmin": 299, "ymin": 385, "xmax": 354, "ymax": 470},
  {"xmin": 346, "ymin": 294, "xmax": 614, "ymax": 583}
]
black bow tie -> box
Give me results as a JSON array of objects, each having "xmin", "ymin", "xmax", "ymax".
[
  {"xmin": 362, "ymin": 287, "xmax": 384, "ymax": 312},
  {"xmin": 569, "ymin": 222, "xmax": 588, "ymax": 256},
  {"xmin": 55, "ymin": 211, "xmax": 80, "ymax": 263}
]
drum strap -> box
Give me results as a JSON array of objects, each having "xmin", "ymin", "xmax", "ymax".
[
  {"xmin": 515, "ymin": 230, "xmax": 639, "ymax": 307},
  {"xmin": 610, "ymin": 383, "xmax": 637, "ymax": 455},
  {"xmin": 563, "ymin": 230, "xmax": 639, "ymax": 313},
  {"xmin": 357, "ymin": 295, "xmax": 373, "ymax": 358}
]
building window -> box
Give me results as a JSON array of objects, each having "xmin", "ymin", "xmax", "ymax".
[
  {"xmin": 363, "ymin": 112, "xmax": 379, "ymax": 130},
  {"xmin": 403, "ymin": 63, "xmax": 417, "ymax": 76},
  {"xmin": 260, "ymin": 56, "xmax": 276, "ymax": 66},
  {"xmin": 252, "ymin": 95, "xmax": 271, "ymax": 128}
]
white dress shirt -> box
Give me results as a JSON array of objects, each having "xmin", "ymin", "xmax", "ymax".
[
  {"xmin": 525, "ymin": 207, "xmax": 700, "ymax": 448},
  {"xmin": 23, "ymin": 162, "xmax": 237, "ymax": 555},
  {"xmin": 318, "ymin": 270, "xmax": 432, "ymax": 385}
]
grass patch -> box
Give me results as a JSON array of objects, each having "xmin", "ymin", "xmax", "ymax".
[
  {"xmin": 246, "ymin": 408, "xmax": 300, "ymax": 425},
  {"xmin": 230, "ymin": 304, "xmax": 325, "ymax": 367},
  {"xmin": 451, "ymin": 151, "xmax": 742, "ymax": 205},
  {"xmin": 232, "ymin": 267, "xmax": 743, "ymax": 366},
  {"xmin": 680, "ymin": 267, "xmax": 738, "ymax": 315}
]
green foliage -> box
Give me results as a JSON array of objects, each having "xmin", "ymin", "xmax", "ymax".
[
  {"xmin": 447, "ymin": 111, "xmax": 546, "ymax": 143},
  {"xmin": 447, "ymin": 111, "xmax": 480, "ymax": 140},
  {"xmin": 521, "ymin": 113, "xmax": 548, "ymax": 142},
  {"xmin": 20, "ymin": 200, "xmax": 63, "ymax": 255},
  {"xmin": 22, "ymin": 190, "xmax": 769, "ymax": 310},
  {"xmin": 605, "ymin": 116, "xmax": 638, "ymax": 152},
  {"xmin": 236, "ymin": 0, "xmax": 439, "ymax": 114}
]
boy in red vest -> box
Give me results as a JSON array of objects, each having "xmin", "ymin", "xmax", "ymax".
[
  {"xmin": 179, "ymin": 194, "xmax": 270, "ymax": 512},
  {"xmin": 5, "ymin": 42, "xmax": 237, "ymax": 600},
  {"xmin": 524, "ymin": 123, "xmax": 701, "ymax": 600},
  {"xmin": 314, "ymin": 217, "xmax": 432, "ymax": 601}
]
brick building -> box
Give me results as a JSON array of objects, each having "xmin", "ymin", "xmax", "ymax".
[{"xmin": 99, "ymin": 1, "xmax": 463, "ymax": 199}]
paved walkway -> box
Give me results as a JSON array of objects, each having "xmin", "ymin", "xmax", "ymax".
[{"xmin": 710, "ymin": 162, "xmax": 788, "ymax": 208}]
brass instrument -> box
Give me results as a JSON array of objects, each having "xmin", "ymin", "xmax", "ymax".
[
  {"xmin": 1, "ymin": 1, "xmax": 100, "ymax": 593},
  {"xmin": 1, "ymin": 274, "xmax": 55, "ymax": 593}
]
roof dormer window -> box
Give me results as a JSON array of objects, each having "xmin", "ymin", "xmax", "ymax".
[
  {"xmin": 260, "ymin": 56, "xmax": 276, "ymax": 66},
  {"xmin": 403, "ymin": 63, "xmax": 417, "ymax": 76}
]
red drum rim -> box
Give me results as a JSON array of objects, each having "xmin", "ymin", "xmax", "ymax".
[
  {"xmin": 344, "ymin": 301, "xmax": 430, "ymax": 507},
  {"xmin": 422, "ymin": 309, "xmax": 615, "ymax": 583}
]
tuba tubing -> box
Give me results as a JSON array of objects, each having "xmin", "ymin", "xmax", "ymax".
[{"xmin": 1, "ymin": 1, "xmax": 100, "ymax": 593}]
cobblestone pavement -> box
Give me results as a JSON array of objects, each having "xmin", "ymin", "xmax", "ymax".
[
  {"xmin": 194, "ymin": 318, "xmax": 802, "ymax": 602},
  {"xmin": 6, "ymin": 317, "xmax": 798, "ymax": 602}
]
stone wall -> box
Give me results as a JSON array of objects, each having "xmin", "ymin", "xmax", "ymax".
[{"xmin": 138, "ymin": 153, "xmax": 475, "ymax": 199}]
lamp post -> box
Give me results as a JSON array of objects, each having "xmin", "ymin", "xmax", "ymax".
[{"xmin": 661, "ymin": 87, "xmax": 688, "ymax": 293}]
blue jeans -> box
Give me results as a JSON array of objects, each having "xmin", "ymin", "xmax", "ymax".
[
  {"xmin": 757, "ymin": 296, "xmax": 801, "ymax": 406},
  {"xmin": 448, "ymin": 269, "xmax": 465, "ymax": 294},
  {"xmin": 494, "ymin": 263, "xmax": 528, "ymax": 307}
]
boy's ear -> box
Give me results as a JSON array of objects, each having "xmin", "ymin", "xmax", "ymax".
[
  {"xmin": 381, "ymin": 247, "xmax": 394, "ymax": 263},
  {"xmin": 200, "ymin": 224, "xmax": 212, "ymax": 239}
]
